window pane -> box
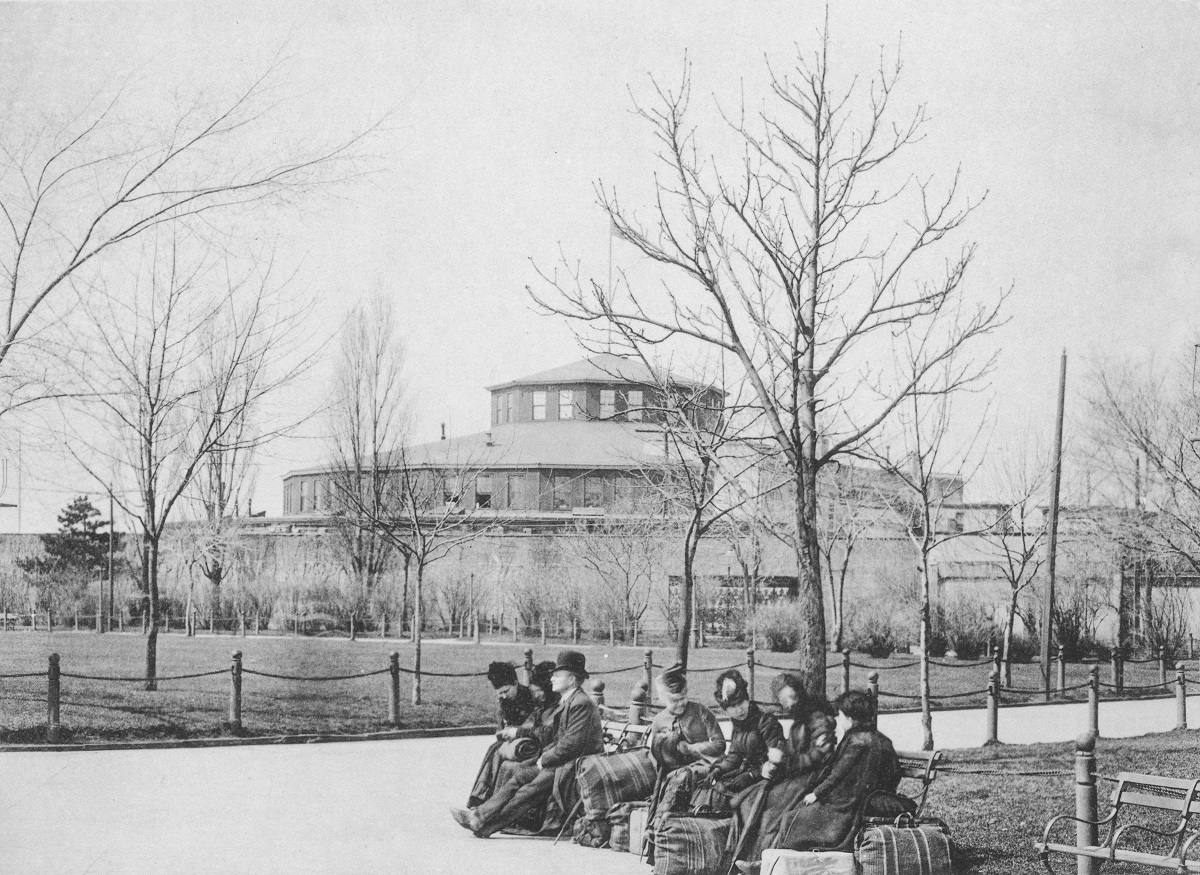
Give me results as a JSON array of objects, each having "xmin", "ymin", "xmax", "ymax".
[
  {"xmin": 559, "ymin": 389, "xmax": 573, "ymax": 420},
  {"xmin": 627, "ymin": 390, "xmax": 643, "ymax": 421},
  {"xmin": 506, "ymin": 392, "xmax": 513, "ymax": 423},
  {"xmin": 533, "ymin": 390, "xmax": 546, "ymax": 421},
  {"xmin": 552, "ymin": 474, "xmax": 570, "ymax": 510},
  {"xmin": 583, "ymin": 475, "xmax": 604, "ymax": 507},
  {"xmin": 600, "ymin": 389, "xmax": 615, "ymax": 419}
]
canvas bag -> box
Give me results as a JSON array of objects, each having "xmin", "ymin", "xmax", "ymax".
[
  {"xmin": 572, "ymin": 815, "xmax": 611, "ymax": 849},
  {"xmin": 856, "ymin": 815, "xmax": 952, "ymax": 875},
  {"xmin": 652, "ymin": 815, "xmax": 732, "ymax": 875},
  {"xmin": 575, "ymin": 748, "xmax": 657, "ymax": 818},
  {"xmin": 760, "ymin": 849, "xmax": 857, "ymax": 875},
  {"xmin": 607, "ymin": 800, "xmax": 649, "ymax": 853}
]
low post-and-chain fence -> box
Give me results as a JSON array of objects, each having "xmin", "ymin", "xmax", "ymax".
[{"xmin": 10, "ymin": 645, "xmax": 1198, "ymax": 746}]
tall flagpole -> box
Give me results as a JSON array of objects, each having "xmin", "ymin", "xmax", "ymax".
[{"xmin": 1041, "ymin": 349, "xmax": 1067, "ymax": 699}]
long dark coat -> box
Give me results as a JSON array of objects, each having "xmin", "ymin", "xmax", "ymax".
[
  {"xmin": 730, "ymin": 705, "xmax": 836, "ymax": 862},
  {"xmin": 712, "ymin": 703, "xmax": 786, "ymax": 794},
  {"xmin": 467, "ymin": 685, "xmax": 541, "ymax": 807},
  {"xmin": 775, "ymin": 724, "xmax": 901, "ymax": 851}
]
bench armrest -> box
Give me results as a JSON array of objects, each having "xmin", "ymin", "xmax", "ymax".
[
  {"xmin": 1111, "ymin": 821, "xmax": 1188, "ymax": 850},
  {"xmin": 1039, "ymin": 809, "xmax": 1118, "ymax": 850}
]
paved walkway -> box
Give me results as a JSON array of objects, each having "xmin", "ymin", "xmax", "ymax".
[{"xmin": 1, "ymin": 694, "xmax": 1194, "ymax": 875}]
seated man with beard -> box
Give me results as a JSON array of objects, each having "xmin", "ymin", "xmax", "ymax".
[
  {"xmin": 466, "ymin": 661, "xmax": 538, "ymax": 808},
  {"xmin": 451, "ymin": 650, "xmax": 604, "ymax": 838}
]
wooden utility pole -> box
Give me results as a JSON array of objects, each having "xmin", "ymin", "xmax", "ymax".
[
  {"xmin": 108, "ymin": 488, "xmax": 115, "ymax": 632},
  {"xmin": 1042, "ymin": 350, "xmax": 1068, "ymax": 699}
]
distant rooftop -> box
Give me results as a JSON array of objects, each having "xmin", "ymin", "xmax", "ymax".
[{"xmin": 485, "ymin": 353, "xmax": 706, "ymax": 392}]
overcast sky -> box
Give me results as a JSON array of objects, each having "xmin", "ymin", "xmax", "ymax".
[{"xmin": 1, "ymin": 0, "xmax": 1198, "ymax": 532}]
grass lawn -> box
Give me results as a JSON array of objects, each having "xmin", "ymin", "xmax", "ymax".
[
  {"xmin": 929, "ymin": 730, "xmax": 1200, "ymax": 874},
  {"xmin": 0, "ymin": 629, "xmax": 1180, "ymax": 743}
]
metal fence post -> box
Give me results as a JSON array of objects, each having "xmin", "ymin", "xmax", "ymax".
[
  {"xmin": 540, "ymin": 618, "xmax": 547, "ymax": 646},
  {"xmin": 1176, "ymin": 666, "xmax": 1187, "ymax": 731},
  {"xmin": 986, "ymin": 667, "xmax": 999, "ymax": 746},
  {"xmin": 229, "ymin": 650, "xmax": 243, "ymax": 733},
  {"xmin": 1088, "ymin": 665, "xmax": 1100, "ymax": 738},
  {"xmin": 868, "ymin": 671, "xmax": 880, "ymax": 725},
  {"xmin": 632, "ymin": 620, "xmax": 639, "ymax": 648},
  {"xmin": 1159, "ymin": 647, "xmax": 1167, "ymax": 686},
  {"xmin": 643, "ymin": 649, "xmax": 654, "ymax": 705},
  {"xmin": 1075, "ymin": 733, "xmax": 1099, "ymax": 875},
  {"xmin": 1109, "ymin": 650, "xmax": 1120, "ymax": 693},
  {"xmin": 842, "ymin": 650, "xmax": 851, "ymax": 696},
  {"xmin": 746, "ymin": 648, "xmax": 756, "ymax": 702},
  {"xmin": 47, "ymin": 653, "xmax": 60, "ymax": 743},
  {"xmin": 590, "ymin": 680, "xmax": 606, "ymax": 708},
  {"xmin": 609, "ymin": 620, "xmax": 615, "ymax": 647},
  {"xmin": 524, "ymin": 648, "xmax": 534, "ymax": 685},
  {"xmin": 1057, "ymin": 644, "xmax": 1066, "ymax": 695},
  {"xmin": 389, "ymin": 652, "xmax": 401, "ymax": 726},
  {"xmin": 473, "ymin": 610, "xmax": 480, "ymax": 646}
]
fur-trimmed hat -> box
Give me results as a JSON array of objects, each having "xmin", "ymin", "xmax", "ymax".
[
  {"xmin": 657, "ymin": 662, "xmax": 687, "ymax": 695},
  {"xmin": 530, "ymin": 660, "xmax": 556, "ymax": 692},
  {"xmin": 714, "ymin": 669, "xmax": 749, "ymax": 707},
  {"xmin": 487, "ymin": 661, "xmax": 519, "ymax": 689}
]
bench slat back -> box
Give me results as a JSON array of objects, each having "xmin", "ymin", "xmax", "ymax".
[
  {"xmin": 894, "ymin": 749, "xmax": 941, "ymax": 818},
  {"xmin": 1114, "ymin": 773, "xmax": 1200, "ymax": 819}
]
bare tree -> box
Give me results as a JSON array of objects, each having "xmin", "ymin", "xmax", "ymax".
[
  {"xmin": 66, "ymin": 232, "xmax": 311, "ymax": 688},
  {"xmin": 867, "ymin": 346, "xmax": 995, "ymax": 750},
  {"xmin": 575, "ymin": 517, "xmax": 659, "ymax": 643},
  {"xmin": 978, "ymin": 443, "xmax": 1049, "ymax": 686},
  {"xmin": 340, "ymin": 439, "xmax": 501, "ymax": 703},
  {"xmin": 816, "ymin": 465, "xmax": 893, "ymax": 651},
  {"xmin": 530, "ymin": 34, "xmax": 1003, "ymax": 695},
  {"xmin": 0, "ymin": 67, "xmax": 374, "ymax": 419},
  {"xmin": 325, "ymin": 296, "xmax": 407, "ymax": 623}
]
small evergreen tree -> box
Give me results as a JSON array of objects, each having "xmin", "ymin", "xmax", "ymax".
[{"xmin": 18, "ymin": 496, "xmax": 123, "ymax": 622}]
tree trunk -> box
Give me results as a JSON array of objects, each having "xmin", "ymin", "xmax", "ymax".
[
  {"xmin": 795, "ymin": 477, "xmax": 827, "ymax": 699},
  {"xmin": 1003, "ymin": 590, "xmax": 1019, "ymax": 688},
  {"xmin": 144, "ymin": 535, "xmax": 159, "ymax": 691},
  {"xmin": 411, "ymin": 562, "xmax": 423, "ymax": 705},
  {"xmin": 401, "ymin": 555, "xmax": 410, "ymax": 638},
  {"xmin": 919, "ymin": 551, "xmax": 934, "ymax": 751}
]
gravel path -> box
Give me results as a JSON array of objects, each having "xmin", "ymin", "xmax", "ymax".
[{"xmin": 2, "ymin": 694, "xmax": 1193, "ymax": 874}]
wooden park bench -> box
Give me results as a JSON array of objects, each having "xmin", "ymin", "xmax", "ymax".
[
  {"xmin": 1037, "ymin": 772, "xmax": 1200, "ymax": 873},
  {"xmin": 601, "ymin": 719, "xmax": 650, "ymax": 753},
  {"xmin": 891, "ymin": 749, "xmax": 943, "ymax": 819}
]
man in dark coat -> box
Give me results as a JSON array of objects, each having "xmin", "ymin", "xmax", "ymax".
[
  {"xmin": 467, "ymin": 661, "xmax": 537, "ymax": 807},
  {"xmin": 774, "ymin": 689, "xmax": 901, "ymax": 853},
  {"xmin": 451, "ymin": 650, "xmax": 604, "ymax": 838}
]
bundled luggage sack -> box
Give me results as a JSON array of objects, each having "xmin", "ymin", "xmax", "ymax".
[
  {"xmin": 856, "ymin": 816, "xmax": 952, "ymax": 875},
  {"xmin": 572, "ymin": 814, "xmax": 611, "ymax": 849},
  {"xmin": 576, "ymin": 748, "xmax": 657, "ymax": 818},
  {"xmin": 608, "ymin": 801, "xmax": 650, "ymax": 853},
  {"xmin": 759, "ymin": 849, "xmax": 857, "ymax": 875},
  {"xmin": 652, "ymin": 815, "xmax": 732, "ymax": 875}
]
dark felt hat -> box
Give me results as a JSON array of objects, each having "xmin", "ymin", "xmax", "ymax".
[
  {"xmin": 658, "ymin": 661, "xmax": 687, "ymax": 695},
  {"xmin": 554, "ymin": 649, "xmax": 589, "ymax": 680},
  {"xmin": 487, "ymin": 661, "xmax": 519, "ymax": 689},
  {"xmin": 530, "ymin": 660, "xmax": 556, "ymax": 691}
]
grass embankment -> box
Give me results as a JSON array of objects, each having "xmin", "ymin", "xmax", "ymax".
[
  {"xmin": 932, "ymin": 730, "xmax": 1200, "ymax": 874},
  {"xmin": 0, "ymin": 631, "xmax": 1176, "ymax": 742}
]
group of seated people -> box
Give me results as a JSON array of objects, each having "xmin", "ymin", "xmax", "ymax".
[{"xmin": 450, "ymin": 650, "xmax": 902, "ymax": 872}]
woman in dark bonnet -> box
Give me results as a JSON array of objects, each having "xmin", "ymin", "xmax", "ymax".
[
  {"xmin": 728, "ymin": 673, "xmax": 835, "ymax": 865},
  {"xmin": 467, "ymin": 661, "xmax": 537, "ymax": 807}
]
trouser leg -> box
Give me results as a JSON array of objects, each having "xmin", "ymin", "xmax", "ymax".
[
  {"xmin": 476, "ymin": 768, "xmax": 557, "ymax": 837},
  {"xmin": 475, "ymin": 762, "xmax": 540, "ymax": 823}
]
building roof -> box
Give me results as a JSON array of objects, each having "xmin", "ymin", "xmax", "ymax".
[
  {"xmin": 485, "ymin": 353, "xmax": 707, "ymax": 392},
  {"xmin": 284, "ymin": 420, "xmax": 683, "ymax": 478}
]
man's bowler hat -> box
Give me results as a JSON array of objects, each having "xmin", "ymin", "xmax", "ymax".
[{"xmin": 553, "ymin": 649, "xmax": 589, "ymax": 680}]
